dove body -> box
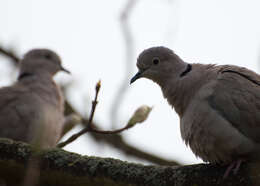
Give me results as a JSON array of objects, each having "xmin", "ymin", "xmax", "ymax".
[
  {"xmin": 131, "ymin": 47, "xmax": 260, "ymax": 164},
  {"xmin": 0, "ymin": 49, "xmax": 68, "ymax": 148}
]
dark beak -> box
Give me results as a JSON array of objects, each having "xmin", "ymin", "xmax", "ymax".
[
  {"xmin": 130, "ymin": 71, "xmax": 143, "ymax": 84},
  {"xmin": 60, "ymin": 66, "xmax": 71, "ymax": 74}
]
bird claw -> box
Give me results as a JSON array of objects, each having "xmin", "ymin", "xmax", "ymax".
[
  {"xmin": 223, "ymin": 159, "xmax": 243, "ymax": 179},
  {"xmin": 233, "ymin": 159, "xmax": 243, "ymax": 174}
]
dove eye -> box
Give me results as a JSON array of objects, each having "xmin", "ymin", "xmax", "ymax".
[
  {"xmin": 44, "ymin": 53, "xmax": 52, "ymax": 60},
  {"xmin": 152, "ymin": 57, "xmax": 160, "ymax": 65}
]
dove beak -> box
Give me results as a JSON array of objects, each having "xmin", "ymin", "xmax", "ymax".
[
  {"xmin": 130, "ymin": 71, "xmax": 143, "ymax": 84},
  {"xmin": 60, "ymin": 66, "xmax": 71, "ymax": 74}
]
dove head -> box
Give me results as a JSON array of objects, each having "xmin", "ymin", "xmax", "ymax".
[
  {"xmin": 19, "ymin": 49, "xmax": 70, "ymax": 78},
  {"xmin": 130, "ymin": 46, "xmax": 187, "ymax": 86}
]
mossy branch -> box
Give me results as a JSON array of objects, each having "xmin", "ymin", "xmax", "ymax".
[{"xmin": 0, "ymin": 138, "xmax": 259, "ymax": 186}]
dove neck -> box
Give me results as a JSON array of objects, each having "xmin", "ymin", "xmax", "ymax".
[
  {"xmin": 18, "ymin": 72, "xmax": 35, "ymax": 80},
  {"xmin": 17, "ymin": 70, "xmax": 58, "ymax": 98},
  {"xmin": 18, "ymin": 69, "xmax": 63, "ymax": 109},
  {"xmin": 18, "ymin": 69, "xmax": 53, "ymax": 81},
  {"xmin": 162, "ymin": 64, "xmax": 214, "ymax": 117}
]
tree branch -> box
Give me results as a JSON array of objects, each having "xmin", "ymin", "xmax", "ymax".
[
  {"xmin": 0, "ymin": 45, "xmax": 19, "ymax": 64},
  {"xmin": 57, "ymin": 81, "xmax": 101, "ymax": 148},
  {"xmin": 63, "ymin": 99, "xmax": 180, "ymax": 166},
  {"xmin": 110, "ymin": 0, "xmax": 137, "ymax": 128},
  {"xmin": 0, "ymin": 138, "xmax": 258, "ymax": 186}
]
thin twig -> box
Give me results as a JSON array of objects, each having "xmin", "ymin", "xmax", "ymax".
[
  {"xmin": 110, "ymin": 0, "xmax": 137, "ymax": 128},
  {"xmin": 0, "ymin": 46, "xmax": 19, "ymax": 64},
  {"xmin": 57, "ymin": 80, "xmax": 137, "ymax": 148},
  {"xmin": 89, "ymin": 124, "xmax": 133, "ymax": 134},
  {"xmin": 57, "ymin": 80, "xmax": 101, "ymax": 148}
]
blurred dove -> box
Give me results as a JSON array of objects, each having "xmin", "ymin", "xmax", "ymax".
[
  {"xmin": 0, "ymin": 49, "xmax": 69, "ymax": 148},
  {"xmin": 131, "ymin": 46, "xmax": 260, "ymax": 177}
]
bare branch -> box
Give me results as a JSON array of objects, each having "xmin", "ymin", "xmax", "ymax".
[
  {"xmin": 0, "ymin": 138, "xmax": 258, "ymax": 186},
  {"xmin": 0, "ymin": 45, "xmax": 19, "ymax": 64},
  {"xmin": 57, "ymin": 81, "xmax": 101, "ymax": 148},
  {"xmin": 110, "ymin": 0, "xmax": 138, "ymax": 128},
  {"xmin": 60, "ymin": 99, "xmax": 181, "ymax": 165},
  {"xmin": 58, "ymin": 82, "xmax": 149, "ymax": 148}
]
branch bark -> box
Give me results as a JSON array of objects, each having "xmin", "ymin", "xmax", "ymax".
[{"xmin": 0, "ymin": 138, "xmax": 259, "ymax": 186}]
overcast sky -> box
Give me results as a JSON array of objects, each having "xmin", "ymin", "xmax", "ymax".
[{"xmin": 1, "ymin": 0, "xmax": 260, "ymax": 164}]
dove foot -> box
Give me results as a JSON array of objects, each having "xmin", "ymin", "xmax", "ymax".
[{"xmin": 223, "ymin": 159, "xmax": 244, "ymax": 179}]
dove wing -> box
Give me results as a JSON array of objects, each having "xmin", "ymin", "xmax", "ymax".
[
  {"xmin": 0, "ymin": 85, "xmax": 41, "ymax": 142},
  {"xmin": 208, "ymin": 65, "xmax": 260, "ymax": 143}
]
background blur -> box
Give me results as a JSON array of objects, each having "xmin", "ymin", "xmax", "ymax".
[{"xmin": 1, "ymin": 0, "xmax": 260, "ymax": 165}]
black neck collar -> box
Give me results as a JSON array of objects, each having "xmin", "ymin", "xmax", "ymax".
[
  {"xmin": 180, "ymin": 64, "xmax": 192, "ymax": 77},
  {"xmin": 18, "ymin": 72, "xmax": 34, "ymax": 80}
]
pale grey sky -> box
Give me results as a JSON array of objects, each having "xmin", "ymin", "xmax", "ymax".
[{"xmin": 1, "ymin": 0, "xmax": 260, "ymax": 164}]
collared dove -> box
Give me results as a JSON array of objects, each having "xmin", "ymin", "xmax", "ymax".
[
  {"xmin": 131, "ymin": 46, "xmax": 260, "ymax": 177},
  {"xmin": 0, "ymin": 49, "xmax": 69, "ymax": 149}
]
